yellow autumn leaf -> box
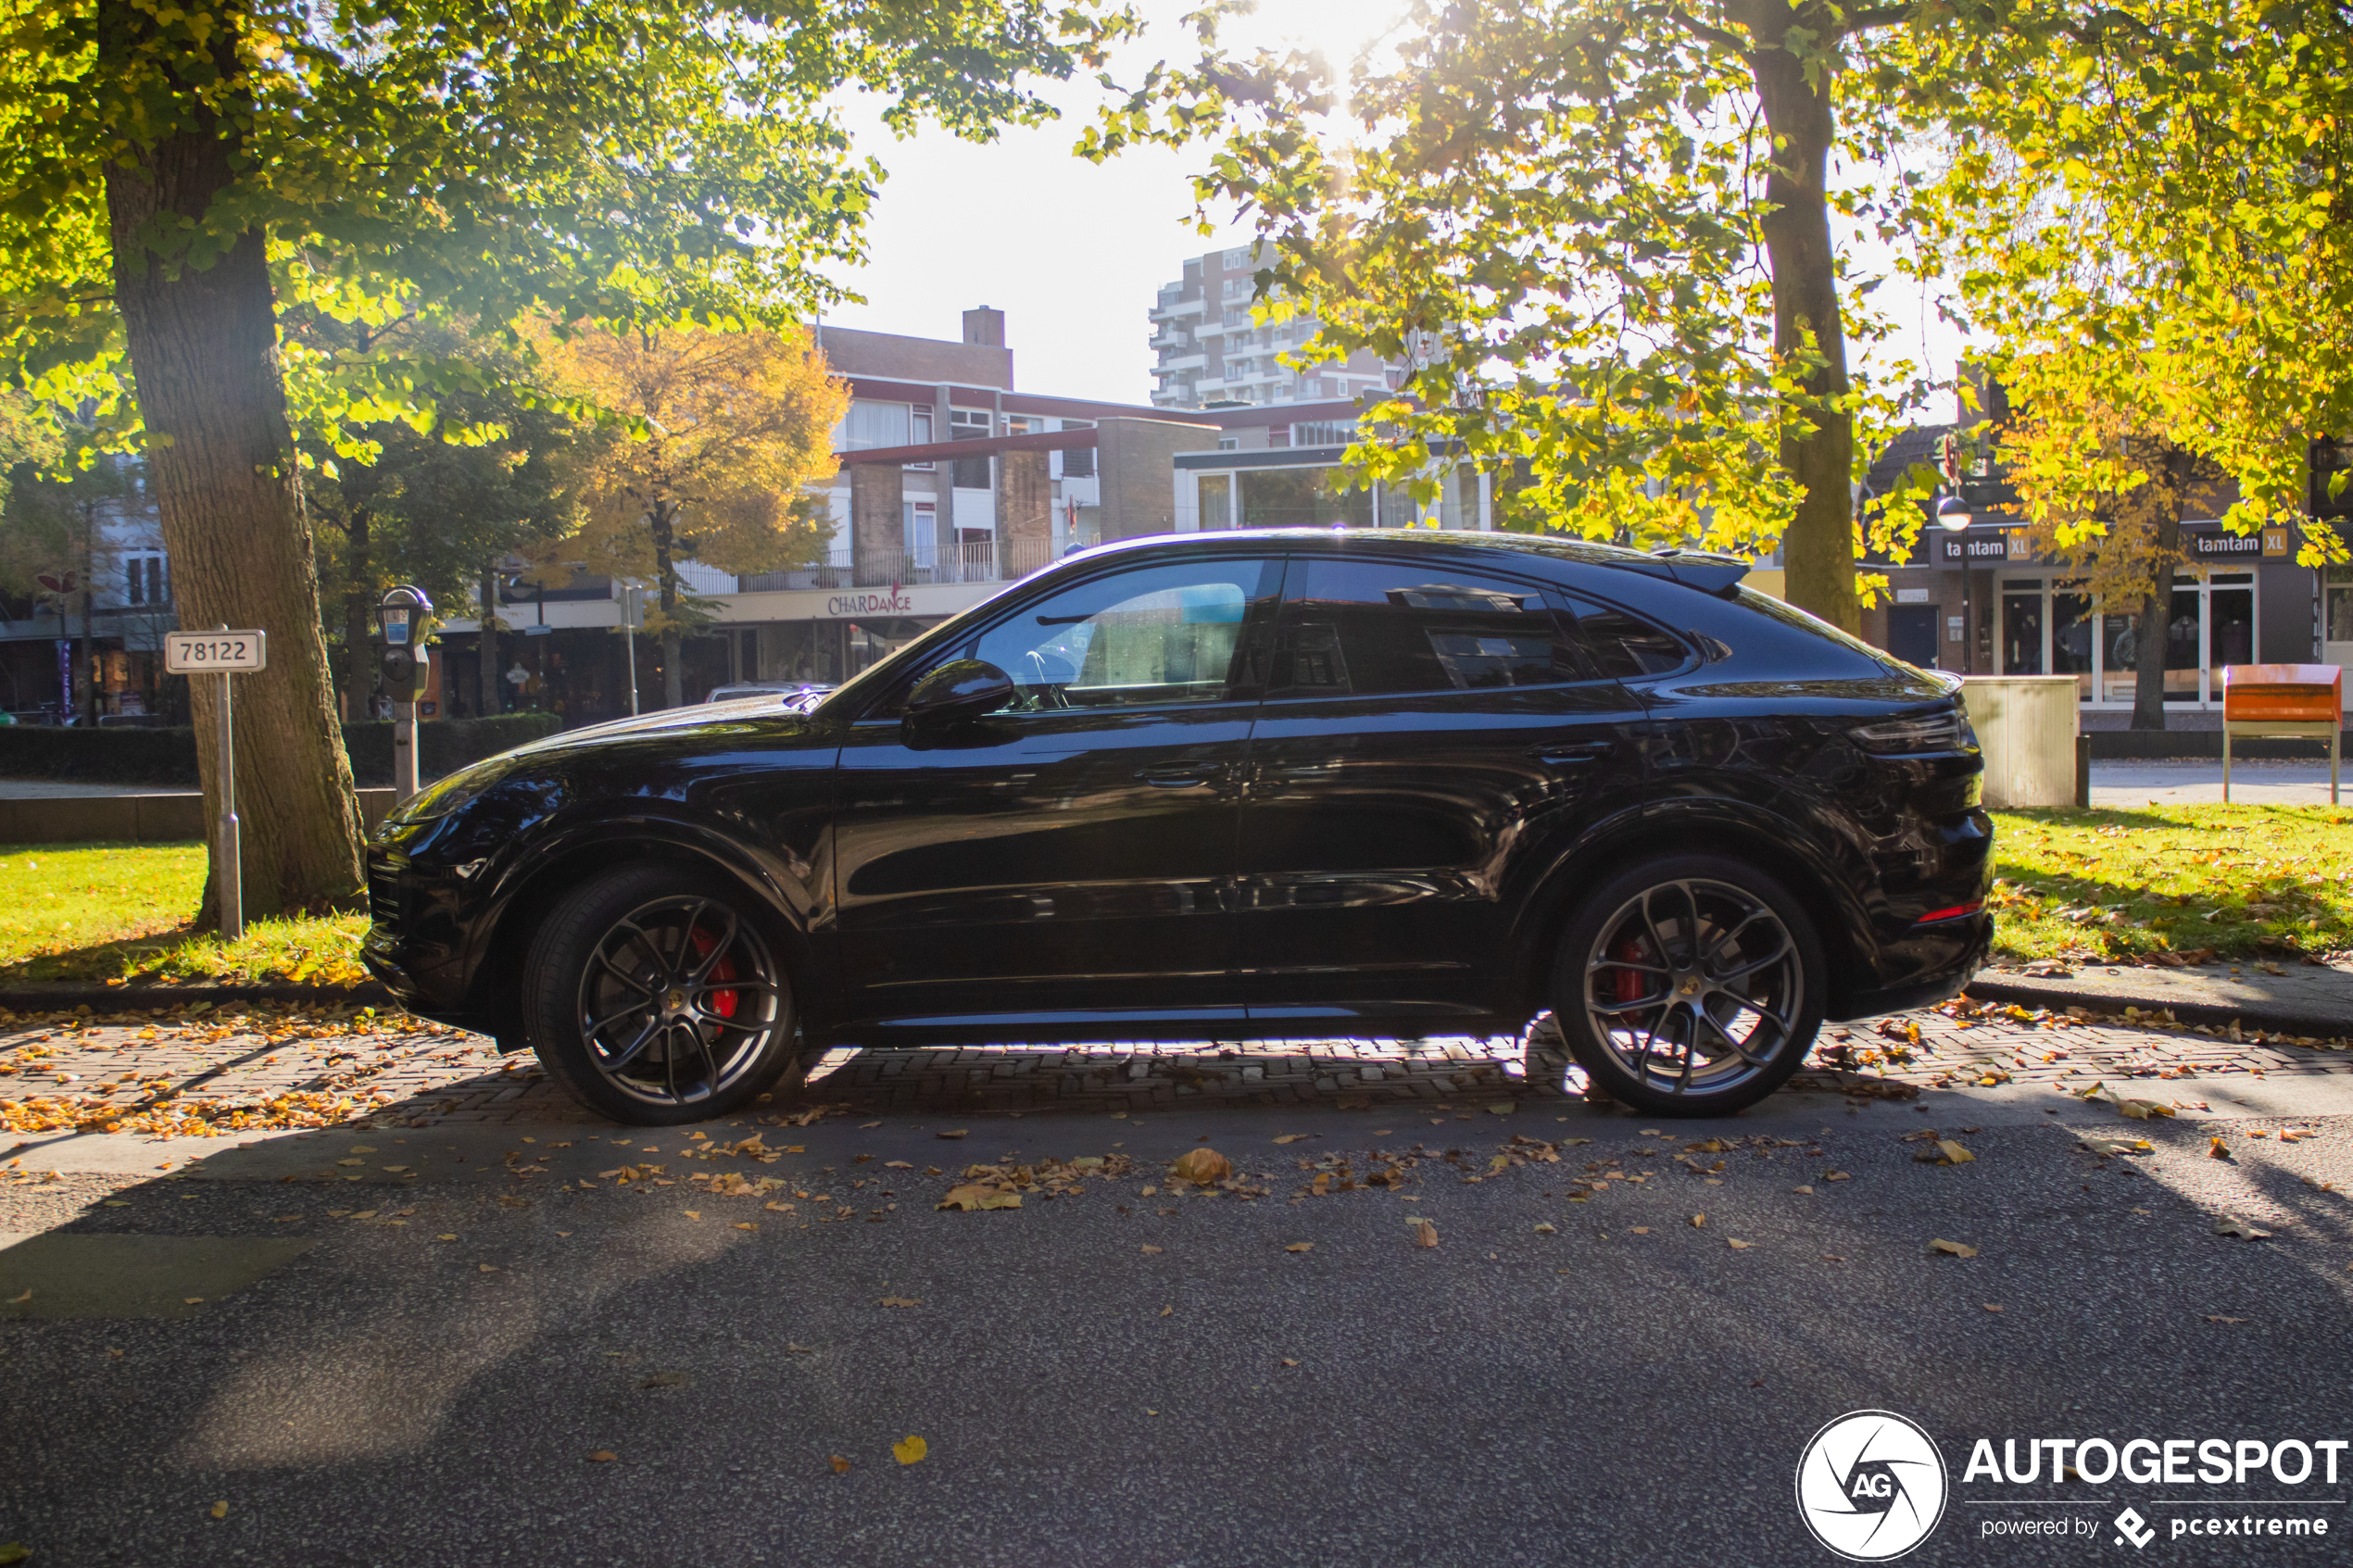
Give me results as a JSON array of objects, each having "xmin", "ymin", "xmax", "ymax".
[
  {"xmin": 1284, "ymin": 1242, "xmax": 1314, "ymax": 1253},
  {"xmin": 209, "ymin": 1501, "xmax": 229, "ymax": 1519},
  {"xmin": 892, "ymin": 1436, "xmax": 928, "ymax": 1465},
  {"xmin": 1409, "ymin": 1218, "xmax": 1438, "ymax": 1248},
  {"xmin": 587, "ymin": 1450, "xmax": 617, "ymax": 1463},
  {"xmin": 1171, "ymin": 1148, "xmax": 1231, "ymax": 1183},
  {"xmin": 828, "ymin": 1454, "xmax": 851, "ymax": 1474},
  {"xmin": 1928, "ymin": 1238, "xmax": 1979, "ymax": 1258},
  {"xmin": 1935, "ymin": 1140, "xmax": 1975, "ymax": 1164}
]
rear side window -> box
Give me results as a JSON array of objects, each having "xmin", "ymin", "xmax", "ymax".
[
  {"xmin": 1270, "ymin": 558, "xmax": 1590, "ymax": 696},
  {"xmin": 1562, "ymin": 596, "xmax": 1689, "ymax": 680}
]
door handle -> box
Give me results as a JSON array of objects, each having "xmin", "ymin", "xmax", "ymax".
[
  {"xmin": 1134, "ymin": 761, "xmax": 1223, "ymax": 788},
  {"xmin": 1529, "ymin": 741, "xmax": 1614, "ymax": 767}
]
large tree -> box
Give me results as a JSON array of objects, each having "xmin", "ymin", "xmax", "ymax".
[
  {"xmin": 537, "ymin": 322, "xmax": 846, "ymax": 709},
  {"xmin": 1088, "ymin": 1, "xmax": 2130, "ymax": 630},
  {"xmin": 0, "ymin": 0, "xmax": 1127, "ymax": 922}
]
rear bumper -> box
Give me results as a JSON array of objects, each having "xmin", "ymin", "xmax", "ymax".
[{"xmin": 1833, "ymin": 910, "xmax": 1991, "ymax": 1022}]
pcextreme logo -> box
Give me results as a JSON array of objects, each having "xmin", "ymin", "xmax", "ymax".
[{"xmin": 1795, "ymin": 1410, "xmax": 1950, "ymax": 1562}]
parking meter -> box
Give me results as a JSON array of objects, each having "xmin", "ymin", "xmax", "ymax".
[{"xmin": 376, "ymin": 585, "xmax": 434, "ymax": 802}]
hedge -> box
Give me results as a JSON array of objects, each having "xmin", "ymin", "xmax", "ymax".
[{"xmin": 0, "ymin": 712, "xmax": 563, "ymax": 788}]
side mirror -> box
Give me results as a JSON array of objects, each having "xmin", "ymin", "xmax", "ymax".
[{"xmin": 902, "ymin": 659, "xmax": 1015, "ymax": 735}]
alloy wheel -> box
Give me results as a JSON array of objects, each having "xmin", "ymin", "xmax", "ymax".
[
  {"xmin": 573, "ymin": 896, "xmax": 786, "ymax": 1110},
  {"xmin": 1580, "ymin": 877, "xmax": 1805, "ymax": 1098}
]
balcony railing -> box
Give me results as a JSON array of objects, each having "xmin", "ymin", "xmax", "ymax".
[{"xmin": 735, "ymin": 535, "xmax": 1065, "ymax": 594}]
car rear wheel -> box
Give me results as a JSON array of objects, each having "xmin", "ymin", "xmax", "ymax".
[
  {"xmin": 522, "ymin": 866, "xmax": 809, "ymax": 1126},
  {"xmin": 1539, "ymin": 855, "xmax": 1825, "ymax": 1116}
]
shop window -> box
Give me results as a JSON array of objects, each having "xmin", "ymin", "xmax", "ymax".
[{"xmin": 2326, "ymin": 563, "xmax": 2353, "ymax": 646}]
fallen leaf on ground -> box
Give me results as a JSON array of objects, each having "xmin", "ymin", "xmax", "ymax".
[
  {"xmin": 1823, "ymin": 1172, "xmax": 1851, "ymax": 1182},
  {"xmin": 1284, "ymin": 1242, "xmax": 1314, "ymax": 1253},
  {"xmin": 937, "ymin": 1184, "xmax": 1020, "ymax": 1211},
  {"xmin": 6, "ymin": 1289, "xmax": 28, "ymax": 1305},
  {"xmin": 877, "ymin": 1297, "xmax": 921, "ymax": 1308},
  {"xmin": 1690, "ymin": 1213, "xmax": 1706, "ymax": 1228},
  {"xmin": 1982, "ymin": 1303, "xmax": 2004, "ymax": 1312},
  {"xmin": 2204, "ymin": 1315, "xmax": 2248, "ymax": 1324},
  {"xmin": 2208, "ymin": 1137, "xmax": 2232, "ymax": 1160},
  {"xmin": 1628, "ymin": 1227, "xmax": 1651, "ymax": 1235},
  {"xmin": 1932, "ymin": 1140, "xmax": 1975, "ymax": 1165},
  {"xmin": 477, "ymin": 1263, "xmax": 499, "ymax": 1273},
  {"xmin": 892, "ymin": 1436, "xmax": 927, "ymax": 1465},
  {"xmin": 1928, "ymin": 1239, "xmax": 1979, "ymax": 1258},
  {"xmin": 1533, "ymin": 1222, "xmax": 1557, "ymax": 1235},
  {"xmin": 733, "ymin": 1223, "xmax": 757, "ymax": 1232},
  {"xmin": 936, "ymin": 1129, "xmax": 968, "ymax": 1140},
  {"xmin": 828, "ymin": 1455, "xmax": 851, "ymax": 1474},
  {"xmin": 858, "ymin": 1122, "xmax": 881, "ymax": 1129},
  {"xmin": 209, "ymin": 1501, "xmax": 228, "ymax": 1519},
  {"xmin": 2213, "ymin": 1216, "xmax": 2271, "ymax": 1240},
  {"xmin": 1168, "ymin": 1148, "xmax": 1230, "ymax": 1185},
  {"xmin": 1727, "ymin": 1239, "xmax": 1754, "ymax": 1250},
  {"xmin": 436, "ymin": 1234, "xmax": 457, "ymax": 1242},
  {"xmin": 2081, "ymin": 1137, "xmax": 2152, "ymax": 1157},
  {"xmin": 183, "ymin": 1297, "xmax": 204, "ymax": 1304},
  {"xmin": 1409, "ymin": 1218, "xmax": 1438, "ymax": 1248},
  {"xmin": 884, "ymin": 1160, "xmax": 913, "ymax": 1170},
  {"xmin": 1139, "ymin": 1244, "xmax": 1164, "ymax": 1254},
  {"xmin": 1280, "ymin": 1358, "xmax": 1300, "ymax": 1366},
  {"xmin": 1160, "ymin": 1304, "xmax": 1174, "ymax": 1316},
  {"xmin": 1273, "ymin": 1135, "xmax": 1310, "ymax": 1145}
]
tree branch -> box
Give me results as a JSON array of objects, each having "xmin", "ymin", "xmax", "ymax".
[
  {"xmin": 1663, "ymin": 6, "xmax": 1752, "ymax": 56},
  {"xmin": 1838, "ymin": 6, "xmax": 1919, "ymax": 34}
]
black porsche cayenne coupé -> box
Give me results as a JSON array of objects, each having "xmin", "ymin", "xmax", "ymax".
[{"xmin": 362, "ymin": 529, "xmax": 1991, "ymax": 1125}]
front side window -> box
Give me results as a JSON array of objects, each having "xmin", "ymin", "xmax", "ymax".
[
  {"xmin": 1269, "ymin": 558, "xmax": 1585, "ymax": 696},
  {"xmin": 961, "ymin": 557, "xmax": 1282, "ymax": 712}
]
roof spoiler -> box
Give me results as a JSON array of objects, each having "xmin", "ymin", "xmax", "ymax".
[{"xmin": 1606, "ymin": 548, "xmax": 1752, "ymax": 596}]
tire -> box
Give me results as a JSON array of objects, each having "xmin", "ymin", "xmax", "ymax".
[
  {"xmin": 1540, "ymin": 855, "xmax": 1825, "ymax": 1117},
  {"xmin": 522, "ymin": 865, "xmax": 808, "ymax": 1126}
]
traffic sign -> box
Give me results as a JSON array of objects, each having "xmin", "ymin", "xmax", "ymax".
[{"xmin": 165, "ymin": 630, "xmax": 268, "ymax": 673}]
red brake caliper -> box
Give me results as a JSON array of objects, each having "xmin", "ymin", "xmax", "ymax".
[
  {"xmin": 687, "ymin": 926, "xmax": 739, "ymax": 1019},
  {"xmin": 1611, "ymin": 935, "xmax": 1649, "ymax": 1009}
]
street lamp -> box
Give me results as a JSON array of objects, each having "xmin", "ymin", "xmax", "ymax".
[
  {"xmin": 377, "ymin": 584, "xmax": 434, "ymax": 801},
  {"xmin": 1935, "ymin": 492, "xmax": 1974, "ymax": 533}
]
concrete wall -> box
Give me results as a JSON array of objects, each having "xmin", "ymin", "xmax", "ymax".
[
  {"xmin": 4, "ymin": 789, "xmax": 397, "ymax": 845},
  {"xmin": 850, "ymin": 465, "xmax": 905, "ymax": 588},
  {"xmin": 1098, "ymin": 418, "xmax": 1218, "ymax": 543}
]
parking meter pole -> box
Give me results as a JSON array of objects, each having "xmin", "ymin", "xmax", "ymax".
[
  {"xmin": 622, "ymin": 583, "xmax": 641, "ymax": 717},
  {"xmin": 393, "ymin": 700, "xmax": 419, "ymax": 801},
  {"xmin": 217, "ymin": 662, "xmax": 242, "ymax": 941}
]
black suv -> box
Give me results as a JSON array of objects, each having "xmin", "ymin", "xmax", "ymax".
[{"xmin": 363, "ymin": 530, "xmax": 1990, "ymax": 1124}]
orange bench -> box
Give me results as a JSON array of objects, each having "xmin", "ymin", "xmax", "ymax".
[{"xmin": 2220, "ymin": 664, "xmax": 2342, "ymax": 803}]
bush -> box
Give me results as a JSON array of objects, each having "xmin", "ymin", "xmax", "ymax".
[{"xmin": 0, "ymin": 712, "xmax": 564, "ymax": 788}]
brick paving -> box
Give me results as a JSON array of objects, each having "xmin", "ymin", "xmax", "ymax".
[{"xmin": 1, "ymin": 988, "xmax": 2349, "ymax": 1143}]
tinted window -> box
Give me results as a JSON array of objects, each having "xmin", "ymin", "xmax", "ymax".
[
  {"xmin": 961, "ymin": 557, "xmax": 1281, "ymax": 711},
  {"xmin": 1564, "ymin": 596, "xmax": 1689, "ymax": 680},
  {"xmin": 1271, "ymin": 558, "xmax": 1585, "ymax": 696}
]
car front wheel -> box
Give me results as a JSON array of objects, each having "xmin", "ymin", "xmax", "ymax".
[
  {"xmin": 1539, "ymin": 855, "xmax": 1825, "ymax": 1116},
  {"xmin": 522, "ymin": 866, "xmax": 809, "ymax": 1125}
]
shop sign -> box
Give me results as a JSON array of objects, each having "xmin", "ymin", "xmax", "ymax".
[
  {"xmin": 1895, "ymin": 587, "xmax": 1931, "ymax": 604},
  {"xmin": 2186, "ymin": 529, "xmax": 2264, "ymax": 559},
  {"xmin": 825, "ymin": 588, "xmax": 915, "ymax": 618},
  {"xmin": 1938, "ymin": 533, "xmax": 2014, "ymax": 562},
  {"xmin": 2262, "ymin": 526, "xmax": 2292, "ymax": 558}
]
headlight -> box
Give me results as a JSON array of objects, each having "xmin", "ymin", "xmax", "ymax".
[
  {"xmin": 1848, "ymin": 710, "xmax": 1979, "ymax": 756},
  {"xmin": 385, "ymin": 759, "xmax": 507, "ymax": 824}
]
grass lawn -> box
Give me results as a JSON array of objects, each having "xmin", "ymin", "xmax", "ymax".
[
  {"xmin": 3, "ymin": 808, "xmax": 2347, "ymax": 990},
  {"xmin": 0, "ymin": 842, "xmax": 370, "ymax": 986},
  {"xmin": 1987, "ymin": 804, "xmax": 2353, "ymax": 964}
]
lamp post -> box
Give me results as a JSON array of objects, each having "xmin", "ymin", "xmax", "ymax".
[
  {"xmin": 1935, "ymin": 493, "xmax": 1974, "ymax": 532},
  {"xmin": 376, "ymin": 585, "xmax": 434, "ymax": 802}
]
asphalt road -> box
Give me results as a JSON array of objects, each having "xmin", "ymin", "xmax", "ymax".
[{"xmin": 4, "ymin": 1076, "xmax": 2351, "ymax": 1567}]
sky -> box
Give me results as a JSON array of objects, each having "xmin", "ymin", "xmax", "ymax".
[{"xmin": 814, "ymin": 0, "xmax": 1973, "ymax": 414}]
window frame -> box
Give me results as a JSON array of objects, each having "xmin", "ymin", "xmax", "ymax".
[{"xmin": 1254, "ymin": 554, "xmax": 1617, "ymax": 704}]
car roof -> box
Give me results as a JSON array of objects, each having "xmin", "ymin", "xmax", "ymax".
[{"xmin": 1063, "ymin": 528, "xmax": 1750, "ymax": 593}]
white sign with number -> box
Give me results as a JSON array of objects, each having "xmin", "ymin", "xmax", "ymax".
[{"xmin": 165, "ymin": 630, "xmax": 268, "ymax": 672}]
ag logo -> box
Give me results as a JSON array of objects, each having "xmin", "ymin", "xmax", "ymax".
[{"xmin": 1795, "ymin": 1410, "xmax": 1949, "ymax": 1561}]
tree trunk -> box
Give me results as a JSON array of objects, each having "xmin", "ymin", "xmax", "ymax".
[
  {"xmin": 479, "ymin": 563, "xmax": 501, "ymax": 717},
  {"xmin": 343, "ymin": 506, "xmax": 373, "ymax": 722},
  {"xmin": 653, "ymin": 502, "xmax": 683, "ymax": 709},
  {"xmin": 101, "ymin": 2, "xmax": 364, "ymax": 921},
  {"xmin": 2129, "ymin": 455, "xmax": 2186, "ymax": 731},
  {"xmin": 1742, "ymin": 1, "xmax": 1858, "ymax": 633}
]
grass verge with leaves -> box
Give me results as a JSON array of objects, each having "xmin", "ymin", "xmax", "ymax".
[
  {"xmin": 0, "ymin": 843, "xmax": 369, "ymax": 987},
  {"xmin": 1987, "ymin": 806, "xmax": 2353, "ymax": 964}
]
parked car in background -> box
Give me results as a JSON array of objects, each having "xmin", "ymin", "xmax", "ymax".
[
  {"xmin": 703, "ymin": 681, "xmax": 832, "ymax": 713},
  {"xmin": 364, "ymin": 529, "xmax": 1992, "ymax": 1125}
]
